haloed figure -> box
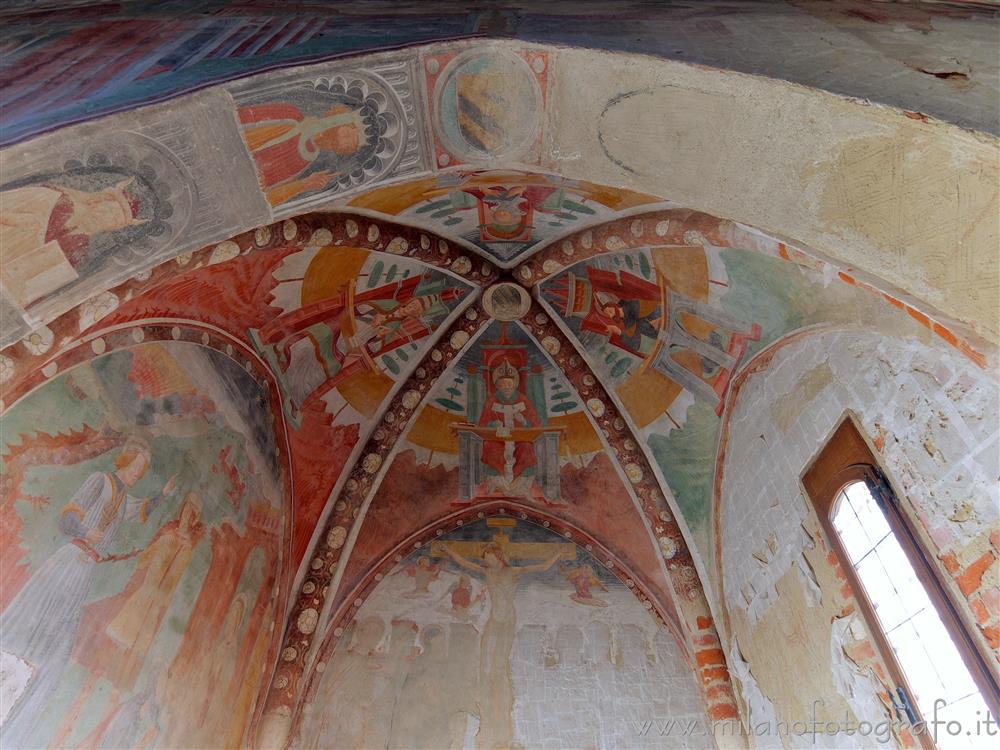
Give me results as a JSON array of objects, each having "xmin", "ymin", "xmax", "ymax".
[
  {"xmin": 49, "ymin": 493, "xmax": 203, "ymax": 748},
  {"xmin": 0, "ymin": 440, "xmax": 176, "ymax": 747}
]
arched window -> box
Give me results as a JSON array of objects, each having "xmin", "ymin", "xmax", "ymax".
[{"xmin": 804, "ymin": 418, "xmax": 998, "ymax": 749}]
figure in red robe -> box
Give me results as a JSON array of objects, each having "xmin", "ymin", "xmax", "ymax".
[
  {"xmin": 255, "ymin": 275, "xmax": 465, "ymax": 410},
  {"xmin": 575, "ymin": 268, "xmax": 663, "ymax": 358},
  {"xmin": 477, "ymin": 360, "xmax": 541, "ymax": 488},
  {"xmin": 238, "ymin": 102, "xmax": 366, "ymax": 206}
]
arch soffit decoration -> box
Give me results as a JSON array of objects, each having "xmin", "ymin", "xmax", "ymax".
[
  {"xmin": 1, "ymin": 39, "xmax": 996, "ymax": 350},
  {"xmin": 1, "ymin": 206, "xmax": 764, "ymax": 736},
  {"xmin": 5, "ymin": 205, "xmax": 998, "ymax": 745}
]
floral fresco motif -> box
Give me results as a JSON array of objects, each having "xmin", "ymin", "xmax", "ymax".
[
  {"xmin": 294, "ymin": 518, "xmax": 707, "ymax": 750},
  {"xmin": 349, "ymin": 170, "xmax": 663, "ymax": 265},
  {"xmin": 0, "ymin": 342, "xmax": 285, "ymax": 749}
]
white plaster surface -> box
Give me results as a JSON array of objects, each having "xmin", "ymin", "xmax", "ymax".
[
  {"xmin": 296, "ymin": 547, "xmax": 710, "ymax": 750},
  {"xmin": 719, "ymin": 327, "xmax": 998, "ymax": 660}
]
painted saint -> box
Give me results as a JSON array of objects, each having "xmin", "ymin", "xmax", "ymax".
[
  {"xmin": 547, "ymin": 261, "xmax": 761, "ymax": 414},
  {"xmin": 560, "ymin": 561, "xmax": 609, "ymax": 607},
  {"xmin": 0, "ymin": 439, "xmax": 177, "ymax": 747},
  {"xmin": 478, "ymin": 359, "xmax": 542, "ymax": 493},
  {"xmin": 238, "ymin": 102, "xmax": 368, "ymax": 206},
  {"xmin": 49, "ymin": 492, "xmax": 203, "ymax": 747},
  {"xmin": 398, "ymin": 555, "xmax": 441, "ymax": 598},
  {"xmin": 443, "ymin": 541, "xmax": 563, "ymax": 750},
  {"xmin": 255, "ymin": 274, "xmax": 466, "ymax": 413},
  {"xmin": 447, "ymin": 574, "xmax": 483, "ymax": 614},
  {"xmin": 0, "ymin": 174, "xmax": 150, "ymax": 306}
]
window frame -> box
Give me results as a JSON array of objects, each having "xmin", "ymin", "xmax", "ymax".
[{"xmin": 803, "ymin": 416, "xmax": 1000, "ymax": 732}]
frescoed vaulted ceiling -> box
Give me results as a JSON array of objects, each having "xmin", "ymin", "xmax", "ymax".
[{"xmin": 2, "ymin": 10, "xmax": 998, "ymax": 748}]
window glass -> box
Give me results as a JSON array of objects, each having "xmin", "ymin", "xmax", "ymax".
[{"xmin": 832, "ymin": 481, "xmax": 991, "ymax": 749}]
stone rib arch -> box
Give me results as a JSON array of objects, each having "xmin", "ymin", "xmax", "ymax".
[
  {"xmin": 2, "ymin": 212, "xmax": 487, "ymax": 573},
  {"xmin": 255, "ymin": 302, "xmax": 490, "ymax": 741},
  {"xmin": 254, "ymin": 294, "xmax": 741, "ymax": 746},
  {"xmin": 4, "ymin": 38, "xmax": 996, "ymax": 348}
]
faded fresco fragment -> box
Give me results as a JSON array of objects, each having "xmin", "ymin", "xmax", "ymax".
[
  {"xmin": 425, "ymin": 48, "xmax": 547, "ymax": 167},
  {"xmin": 249, "ymin": 247, "xmax": 472, "ymax": 427},
  {"xmin": 0, "ymin": 342, "xmax": 284, "ymax": 749},
  {"xmin": 0, "ymin": 90, "xmax": 266, "ymax": 348},
  {"xmin": 294, "ymin": 518, "xmax": 707, "ymax": 750},
  {"xmin": 349, "ymin": 170, "xmax": 662, "ymax": 265},
  {"xmin": 0, "ymin": 153, "xmax": 187, "ymax": 310}
]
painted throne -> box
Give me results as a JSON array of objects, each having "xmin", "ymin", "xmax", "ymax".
[{"xmin": 451, "ymin": 329, "xmax": 563, "ymax": 501}]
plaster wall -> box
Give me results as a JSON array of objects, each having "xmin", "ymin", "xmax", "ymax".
[
  {"xmin": 718, "ymin": 328, "xmax": 999, "ymax": 746},
  {"xmin": 546, "ymin": 49, "xmax": 1000, "ymax": 342}
]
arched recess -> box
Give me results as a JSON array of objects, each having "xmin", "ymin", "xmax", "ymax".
[
  {"xmin": 713, "ymin": 325, "xmax": 999, "ymax": 744},
  {"xmin": 254, "ymin": 293, "xmax": 741, "ymax": 749},
  {"xmin": 0, "ymin": 323, "xmax": 292, "ymax": 749},
  {"xmin": 291, "ymin": 504, "xmax": 712, "ymax": 750}
]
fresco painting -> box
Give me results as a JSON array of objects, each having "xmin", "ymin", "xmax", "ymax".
[
  {"xmin": 249, "ymin": 246, "xmax": 472, "ymax": 427},
  {"xmin": 543, "ymin": 246, "xmax": 761, "ymax": 428},
  {"xmin": 231, "ymin": 59, "xmax": 425, "ymax": 212},
  {"xmin": 0, "ymin": 156, "xmax": 183, "ymax": 309},
  {"xmin": 540, "ymin": 244, "xmax": 932, "ymax": 573},
  {"xmin": 401, "ymin": 320, "xmax": 603, "ymax": 506},
  {"xmin": 0, "ymin": 342, "xmax": 284, "ymax": 749},
  {"xmin": 294, "ymin": 518, "xmax": 708, "ymax": 750},
  {"xmin": 349, "ymin": 170, "xmax": 663, "ymax": 264},
  {"xmin": 0, "ymin": 94, "xmax": 265, "ymax": 349},
  {"xmin": 426, "ymin": 48, "xmax": 545, "ymax": 165}
]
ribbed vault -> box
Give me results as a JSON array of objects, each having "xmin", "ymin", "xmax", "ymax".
[{"xmin": 2, "ymin": 25, "xmax": 998, "ymax": 750}]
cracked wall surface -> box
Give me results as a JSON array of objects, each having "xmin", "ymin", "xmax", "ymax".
[{"xmin": 718, "ymin": 328, "xmax": 999, "ymax": 747}]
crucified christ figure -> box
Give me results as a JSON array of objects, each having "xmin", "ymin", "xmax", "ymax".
[{"xmin": 444, "ymin": 542, "xmax": 562, "ymax": 750}]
